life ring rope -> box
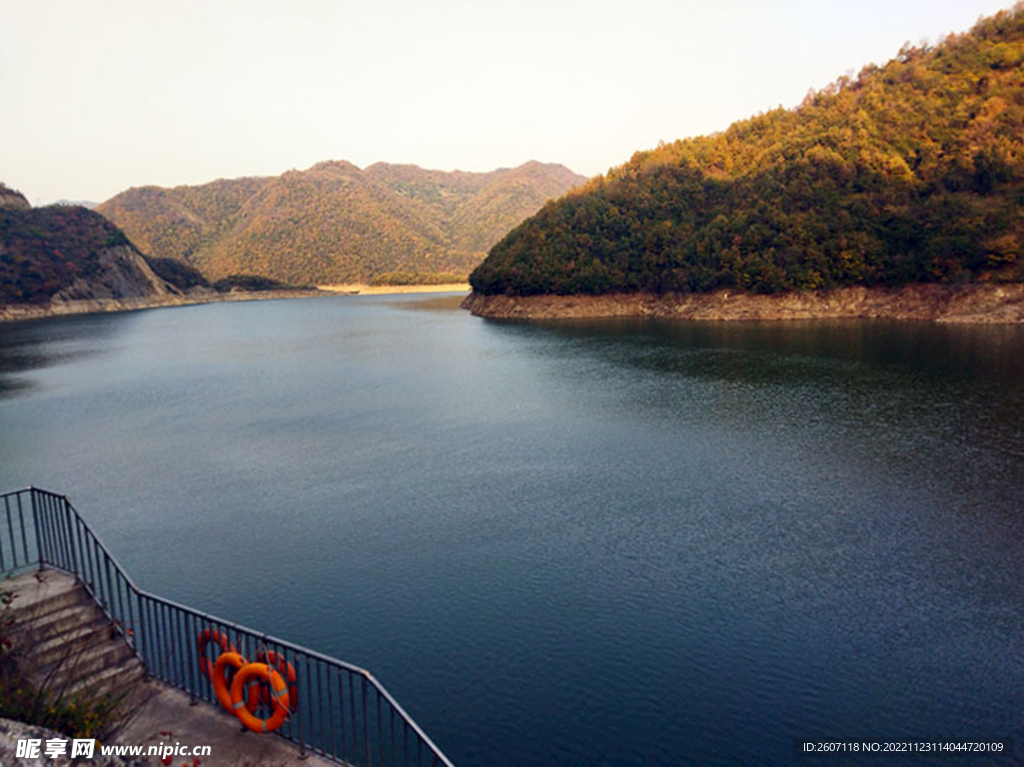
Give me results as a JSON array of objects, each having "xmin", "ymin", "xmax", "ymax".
[{"xmin": 255, "ymin": 650, "xmax": 299, "ymax": 711}]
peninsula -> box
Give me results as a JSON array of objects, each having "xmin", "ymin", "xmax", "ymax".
[{"xmin": 464, "ymin": 7, "xmax": 1023, "ymax": 323}]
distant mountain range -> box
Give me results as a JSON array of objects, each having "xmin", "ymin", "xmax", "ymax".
[{"xmin": 98, "ymin": 161, "xmax": 586, "ymax": 285}]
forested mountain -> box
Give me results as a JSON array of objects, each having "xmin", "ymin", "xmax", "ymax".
[
  {"xmin": 97, "ymin": 161, "xmax": 585, "ymax": 285},
  {"xmin": 470, "ymin": 7, "xmax": 1023, "ymax": 297},
  {"xmin": 366, "ymin": 161, "xmax": 586, "ymax": 255},
  {"xmin": 0, "ymin": 190, "xmax": 175, "ymax": 305}
]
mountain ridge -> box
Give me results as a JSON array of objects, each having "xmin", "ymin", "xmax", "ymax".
[{"xmin": 98, "ymin": 161, "xmax": 586, "ymax": 285}]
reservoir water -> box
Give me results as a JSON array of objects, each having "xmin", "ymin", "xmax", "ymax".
[{"xmin": 0, "ymin": 294, "xmax": 1021, "ymax": 765}]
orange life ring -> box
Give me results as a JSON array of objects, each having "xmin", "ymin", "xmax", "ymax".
[
  {"xmin": 211, "ymin": 651, "xmax": 262, "ymax": 716},
  {"xmin": 211, "ymin": 651, "xmax": 248, "ymax": 712},
  {"xmin": 255, "ymin": 651, "xmax": 299, "ymax": 711},
  {"xmin": 197, "ymin": 629, "xmax": 235, "ymax": 680},
  {"xmin": 229, "ymin": 662, "xmax": 291, "ymax": 733}
]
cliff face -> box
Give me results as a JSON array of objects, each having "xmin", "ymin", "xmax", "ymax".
[
  {"xmin": 462, "ymin": 284, "xmax": 1024, "ymax": 324},
  {"xmin": 50, "ymin": 244, "xmax": 174, "ymax": 301}
]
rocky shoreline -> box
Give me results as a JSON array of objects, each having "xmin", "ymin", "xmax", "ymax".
[
  {"xmin": 461, "ymin": 283, "xmax": 1024, "ymax": 324},
  {"xmin": 0, "ymin": 288, "xmax": 325, "ymax": 323}
]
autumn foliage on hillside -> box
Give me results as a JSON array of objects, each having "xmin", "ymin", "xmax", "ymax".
[
  {"xmin": 0, "ymin": 204, "xmax": 132, "ymax": 304},
  {"xmin": 98, "ymin": 162, "xmax": 585, "ymax": 286},
  {"xmin": 470, "ymin": 7, "xmax": 1023, "ymax": 296}
]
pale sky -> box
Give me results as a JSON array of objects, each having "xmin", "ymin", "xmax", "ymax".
[{"xmin": 1, "ymin": 0, "xmax": 1014, "ymax": 205}]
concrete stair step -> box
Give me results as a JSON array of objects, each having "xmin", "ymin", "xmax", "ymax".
[
  {"xmin": 66, "ymin": 656, "xmax": 146, "ymax": 699},
  {"xmin": 5, "ymin": 569, "xmax": 145, "ymax": 702},
  {"xmin": 34, "ymin": 636, "xmax": 135, "ymax": 689},
  {"xmin": 5, "ymin": 571, "xmax": 87, "ymax": 620},
  {"xmin": 25, "ymin": 615, "xmax": 111, "ymax": 667},
  {"xmin": 19, "ymin": 602, "xmax": 100, "ymax": 639}
]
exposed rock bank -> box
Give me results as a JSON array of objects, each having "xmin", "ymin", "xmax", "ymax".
[
  {"xmin": 0, "ymin": 288, "xmax": 325, "ymax": 323},
  {"xmin": 52, "ymin": 245, "xmax": 174, "ymax": 302},
  {"xmin": 461, "ymin": 283, "xmax": 1024, "ymax": 323}
]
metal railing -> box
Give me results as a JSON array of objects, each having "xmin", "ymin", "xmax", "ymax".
[{"xmin": 1, "ymin": 487, "xmax": 454, "ymax": 767}]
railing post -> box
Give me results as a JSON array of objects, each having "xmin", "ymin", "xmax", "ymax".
[
  {"xmin": 16, "ymin": 491, "xmax": 31, "ymax": 569},
  {"xmin": 61, "ymin": 496, "xmax": 79, "ymax": 579},
  {"xmin": 28, "ymin": 487, "xmax": 44, "ymax": 571},
  {"xmin": 297, "ymin": 647, "xmax": 309, "ymax": 758},
  {"xmin": 187, "ymin": 613, "xmax": 198, "ymax": 706}
]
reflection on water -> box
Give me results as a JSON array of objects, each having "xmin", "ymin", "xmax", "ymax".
[
  {"xmin": 0, "ymin": 312, "xmax": 131, "ymax": 396},
  {"xmin": 396, "ymin": 293, "xmax": 468, "ymax": 313},
  {"xmin": 494, "ymin": 316, "xmax": 1024, "ymax": 381},
  {"xmin": 0, "ymin": 298, "xmax": 1020, "ymax": 766},
  {"xmin": 498, "ymin": 318, "xmax": 1024, "ymax": 513}
]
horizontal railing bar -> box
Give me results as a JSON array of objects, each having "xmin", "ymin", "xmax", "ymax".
[
  {"xmin": 123, "ymin": 590, "xmax": 376, "ymax": 678},
  {"xmin": 367, "ymin": 675, "xmax": 452, "ymax": 766}
]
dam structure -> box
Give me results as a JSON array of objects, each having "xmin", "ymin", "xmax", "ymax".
[{"xmin": 1, "ymin": 487, "xmax": 454, "ymax": 766}]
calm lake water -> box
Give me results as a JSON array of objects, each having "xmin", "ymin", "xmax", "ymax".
[{"xmin": 1, "ymin": 294, "xmax": 1021, "ymax": 765}]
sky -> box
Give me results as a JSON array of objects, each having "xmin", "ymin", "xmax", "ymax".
[{"xmin": 1, "ymin": 0, "xmax": 1015, "ymax": 205}]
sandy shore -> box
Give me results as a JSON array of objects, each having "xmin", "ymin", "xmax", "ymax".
[
  {"xmin": 317, "ymin": 283, "xmax": 470, "ymax": 295},
  {"xmin": 462, "ymin": 283, "xmax": 1024, "ymax": 324}
]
